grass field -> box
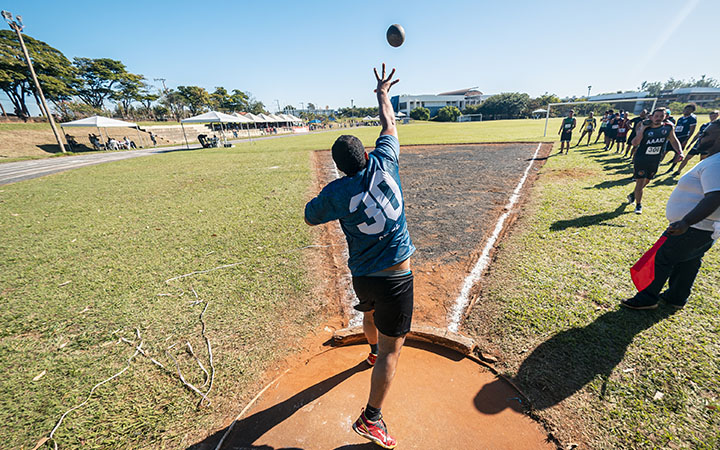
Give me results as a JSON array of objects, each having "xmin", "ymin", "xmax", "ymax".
[{"xmin": 1, "ymin": 118, "xmax": 718, "ymax": 449}]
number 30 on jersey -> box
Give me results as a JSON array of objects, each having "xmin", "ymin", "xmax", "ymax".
[{"xmin": 349, "ymin": 169, "xmax": 403, "ymax": 235}]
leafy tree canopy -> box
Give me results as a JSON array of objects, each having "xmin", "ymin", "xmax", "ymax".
[
  {"xmin": 436, "ymin": 105, "xmax": 461, "ymax": 122},
  {"xmin": 0, "ymin": 30, "xmax": 76, "ymax": 118},
  {"xmin": 410, "ymin": 106, "xmax": 430, "ymax": 121}
]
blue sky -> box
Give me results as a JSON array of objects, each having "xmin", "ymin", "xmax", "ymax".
[{"xmin": 4, "ymin": 0, "xmax": 719, "ymax": 114}]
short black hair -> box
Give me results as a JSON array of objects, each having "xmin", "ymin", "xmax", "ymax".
[
  {"xmin": 685, "ymin": 103, "xmax": 697, "ymax": 112},
  {"xmin": 332, "ymin": 135, "xmax": 366, "ymax": 176}
]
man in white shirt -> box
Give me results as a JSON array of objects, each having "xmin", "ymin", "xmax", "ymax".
[{"xmin": 622, "ymin": 119, "xmax": 720, "ymax": 309}]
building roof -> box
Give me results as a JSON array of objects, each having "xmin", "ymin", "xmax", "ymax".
[
  {"xmin": 587, "ymin": 91, "xmax": 651, "ymax": 101},
  {"xmin": 438, "ymin": 87, "xmax": 483, "ymax": 96},
  {"xmin": 671, "ymin": 87, "xmax": 720, "ymax": 95}
]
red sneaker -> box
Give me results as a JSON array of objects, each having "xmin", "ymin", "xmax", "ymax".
[
  {"xmin": 366, "ymin": 352, "xmax": 378, "ymax": 366},
  {"xmin": 352, "ymin": 409, "xmax": 397, "ymax": 449}
]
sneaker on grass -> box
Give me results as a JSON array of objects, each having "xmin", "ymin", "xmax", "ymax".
[
  {"xmin": 352, "ymin": 409, "xmax": 397, "ymax": 449},
  {"xmin": 627, "ymin": 192, "xmax": 635, "ymax": 204},
  {"xmin": 660, "ymin": 292, "xmax": 687, "ymax": 310},
  {"xmin": 635, "ymin": 204, "xmax": 643, "ymax": 214},
  {"xmin": 621, "ymin": 296, "xmax": 658, "ymax": 310}
]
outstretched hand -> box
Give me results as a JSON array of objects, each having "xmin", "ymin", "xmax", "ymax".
[{"xmin": 374, "ymin": 63, "xmax": 400, "ymax": 95}]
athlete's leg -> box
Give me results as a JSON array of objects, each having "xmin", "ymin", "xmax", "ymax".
[
  {"xmin": 586, "ymin": 131, "xmax": 593, "ymax": 145},
  {"xmin": 367, "ymin": 332, "xmax": 406, "ymax": 409},
  {"xmin": 634, "ymin": 178, "xmax": 649, "ymax": 205},
  {"xmin": 675, "ymin": 153, "xmax": 694, "ymax": 175},
  {"xmin": 575, "ymin": 131, "xmax": 586, "ymax": 147},
  {"xmin": 363, "ymin": 311, "xmax": 378, "ymax": 347}
]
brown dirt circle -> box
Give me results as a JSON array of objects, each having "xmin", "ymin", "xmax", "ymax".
[{"xmin": 212, "ymin": 342, "xmax": 555, "ymax": 449}]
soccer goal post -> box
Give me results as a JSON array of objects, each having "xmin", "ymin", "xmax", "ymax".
[
  {"xmin": 543, "ymin": 97, "xmax": 658, "ymax": 136},
  {"xmin": 458, "ymin": 113, "xmax": 482, "ymax": 122}
]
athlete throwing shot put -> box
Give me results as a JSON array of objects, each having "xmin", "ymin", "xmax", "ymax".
[
  {"xmin": 627, "ymin": 107, "xmax": 683, "ymax": 214},
  {"xmin": 304, "ymin": 64, "xmax": 413, "ymax": 449}
]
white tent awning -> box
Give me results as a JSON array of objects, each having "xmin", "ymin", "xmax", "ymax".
[
  {"xmin": 61, "ymin": 116, "xmax": 138, "ymax": 128},
  {"xmin": 181, "ymin": 111, "xmax": 243, "ymax": 123},
  {"xmin": 231, "ymin": 112, "xmax": 254, "ymax": 123},
  {"xmin": 532, "ymin": 109, "xmax": 547, "ymax": 113}
]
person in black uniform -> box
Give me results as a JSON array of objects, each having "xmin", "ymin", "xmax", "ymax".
[
  {"xmin": 626, "ymin": 107, "xmax": 683, "ymax": 214},
  {"xmin": 626, "ymin": 109, "xmax": 648, "ymax": 159},
  {"xmin": 605, "ymin": 112, "xmax": 620, "ymax": 151}
]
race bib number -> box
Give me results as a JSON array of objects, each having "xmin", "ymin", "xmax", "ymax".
[
  {"xmin": 564, "ymin": 123, "xmax": 572, "ymax": 129},
  {"xmin": 645, "ymin": 146, "xmax": 662, "ymax": 155},
  {"xmin": 612, "ymin": 124, "xmax": 619, "ymax": 129},
  {"xmin": 675, "ymin": 125, "xmax": 683, "ymax": 133},
  {"xmin": 619, "ymin": 128, "xmax": 626, "ymax": 133},
  {"xmin": 349, "ymin": 169, "xmax": 403, "ymax": 235}
]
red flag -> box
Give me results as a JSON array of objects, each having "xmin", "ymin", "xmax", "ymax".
[{"xmin": 631, "ymin": 235, "xmax": 668, "ymax": 292}]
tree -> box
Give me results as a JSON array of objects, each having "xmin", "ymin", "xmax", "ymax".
[
  {"xmin": 479, "ymin": 92, "xmax": 530, "ymax": 119},
  {"xmin": 176, "ymin": 85, "xmax": 210, "ymax": 115},
  {"xmin": 524, "ymin": 93, "xmax": 560, "ymax": 117},
  {"xmin": 0, "ymin": 30, "xmax": 76, "ymax": 118},
  {"xmin": 160, "ymin": 88, "xmax": 187, "ymax": 121},
  {"xmin": 410, "ymin": 106, "xmax": 430, "ymax": 121},
  {"xmin": 307, "ymin": 102, "xmax": 316, "ymax": 111},
  {"xmin": 226, "ymin": 89, "xmax": 250, "ymax": 112},
  {"xmin": 74, "ymin": 57, "xmax": 133, "ymax": 109},
  {"xmin": 137, "ymin": 82, "xmax": 159, "ymax": 113},
  {"xmin": 436, "ymin": 106, "xmax": 461, "ymax": 122},
  {"xmin": 113, "ymin": 73, "xmax": 145, "ymax": 117},
  {"xmin": 689, "ymin": 75, "xmax": 719, "ymax": 88}
]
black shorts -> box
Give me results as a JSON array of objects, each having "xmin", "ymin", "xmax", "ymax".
[
  {"xmin": 598, "ymin": 127, "xmax": 606, "ymax": 135},
  {"xmin": 352, "ymin": 272, "xmax": 414, "ymax": 337},
  {"xmin": 561, "ymin": 130, "xmax": 572, "ymax": 142},
  {"xmin": 633, "ymin": 158, "xmax": 660, "ymax": 180},
  {"xmin": 607, "ymin": 129, "xmax": 618, "ymax": 139},
  {"xmin": 616, "ymin": 135, "xmax": 627, "ymax": 143},
  {"xmin": 628, "ymin": 131, "xmax": 637, "ymax": 144}
]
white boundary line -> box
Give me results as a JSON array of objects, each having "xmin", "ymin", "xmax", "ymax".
[{"xmin": 447, "ymin": 142, "xmax": 543, "ymax": 332}]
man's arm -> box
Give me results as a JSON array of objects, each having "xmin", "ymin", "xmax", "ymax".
[
  {"xmin": 571, "ymin": 117, "xmax": 577, "ymax": 130},
  {"xmin": 667, "ymin": 191, "xmax": 720, "ymax": 235},
  {"xmin": 631, "ymin": 124, "xmax": 646, "ymax": 147},
  {"xmin": 374, "ymin": 63, "xmax": 400, "ymax": 138},
  {"xmin": 668, "ymin": 129, "xmax": 683, "ymax": 155}
]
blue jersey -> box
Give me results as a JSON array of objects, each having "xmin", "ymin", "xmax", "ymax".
[
  {"xmin": 691, "ymin": 122, "xmax": 712, "ymax": 151},
  {"xmin": 305, "ymin": 134, "xmax": 415, "ymax": 276},
  {"xmin": 675, "ymin": 114, "xmax": 697, "ymax": 139}
]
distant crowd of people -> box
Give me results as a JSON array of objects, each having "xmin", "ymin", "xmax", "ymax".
[{"xmin": 86, "ymin": 133, "xmax": 137, "ymax": 151}]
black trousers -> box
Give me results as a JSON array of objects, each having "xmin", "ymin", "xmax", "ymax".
[{"xmin": 634, "ymin": 227, "xmax": 715, "ymax": 306}]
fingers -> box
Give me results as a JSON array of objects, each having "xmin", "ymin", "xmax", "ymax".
[
  {"xmin": 382, "ymin": 63, "xmax": 386, "ymax": 79},
  {"xmin": 386, "ymin": 68, "xmax": 396, "ymax": 81},
  {"xmin": 374, "ymin": 67, "xmax": 380, "ymax": 81},
  {"xmin": 390, "ymin": 79, "xmax": 400, "ymax": 87}
]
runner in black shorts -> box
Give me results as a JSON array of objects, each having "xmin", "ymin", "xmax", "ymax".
[
  {"xmin": 557, "ymin": 110, "xmax": 576, "ymax": 154},
  {"xmin": 674, "ymin": 110, "xmax": 719, "ymax": 176},
  {"xmin": 305, "ymin": 64, "xmax": 412, "ymax": 448},
  {"xmin": 666, "ymin": 104, "xmax": 697, "ymax": 174},
  {"xmin": 626, "ymin": 109, "xmax": 647, "ymax": 158},
  {"xmin": 575, "ymin": 111, "xmax": 596, "ymax": 146},
  {"xmin": 626, "ymin": 107, "xmax": 683, "ymax": 214},
  {"xmin": 605, "ymin": 112, "xmax": 620, "ymax": 151},
  {"xmin": 595, "ymin": 111, "xmax": 609, "ymax": 144}
]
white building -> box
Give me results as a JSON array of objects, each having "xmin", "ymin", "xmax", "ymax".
[{"xmin": 391, "ymin": 88, "xmax": 491, "ymax": 117}]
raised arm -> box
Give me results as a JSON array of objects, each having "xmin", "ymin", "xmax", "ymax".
[{"xmin": 374, "ymin": 63, "xmax": 400, "ymax": 138}]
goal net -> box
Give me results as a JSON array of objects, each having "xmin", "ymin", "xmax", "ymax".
[{"xmin": 458, "ymin": 113, "xmax": 482, "ymax": 122}]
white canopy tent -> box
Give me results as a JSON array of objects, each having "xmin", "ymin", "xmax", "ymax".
[
  {"xmin": 181, "ymin": 111, "xmax": 245, "ymax": 148},
  {"xmin": 60, "ymin": 115, "xmax": 144, "ymax": 151}
]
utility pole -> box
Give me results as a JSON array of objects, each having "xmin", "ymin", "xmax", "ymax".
[
  {"xmin": 3, "ymin": 11, "xmax": 66, "ymax": 153},
  {"xmin": 587, "ymin": 85, "xmax": 592, "ymax": 97},
  {"xmin": 275, "ymin": 99, "xmax": 281, "ymax": 113}
]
